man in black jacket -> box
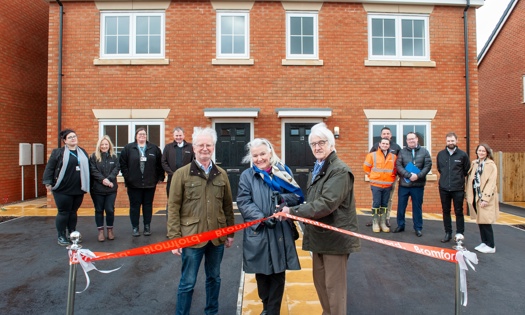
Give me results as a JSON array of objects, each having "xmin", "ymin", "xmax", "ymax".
[
  {"xmin": 436, "ymin": 132, "xmax": 470, "ymax": 243},
  {"xmin": 393, "ymin": 132, "xmax": 432, "ymax": 237},
  {"xmin": 161, "ymin": 127, "xmax": 195, "ymax": 198}
]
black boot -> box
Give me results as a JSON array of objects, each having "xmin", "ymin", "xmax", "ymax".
[
  {"xmin": 57, "ymin": 231, "xmax": 70, "ymax": 246},
  {"xmin": 132, "ymin": 227, "xmax": 140, "ymax": 237},
  {"xmin": 143, "ymin": 224, "xmax": 151, "ymax": 236},
  {"xmin": 441, "ymin": 232, "xmax": 452, "ymax": 243}
]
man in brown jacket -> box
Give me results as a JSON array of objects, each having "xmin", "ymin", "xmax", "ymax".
[
  {"xmin": 283, "ymin": 123, "xmax": 360, "ymax": 315},
  {"xmin": 167, "ymin": 127, "xmax": 234, "ymax": 315}
]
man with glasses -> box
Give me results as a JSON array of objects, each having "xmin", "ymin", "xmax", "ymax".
[
  {"xmin": 282, "ymin": 123, "xmax": 360, "ymax": 315},
  {"xmin": 393, "ymin": 132, "xmax": 432, "ymax": 237},
  {"xmin": 167, "ymin": 127, "xmax": 235, "ymax": 315}
]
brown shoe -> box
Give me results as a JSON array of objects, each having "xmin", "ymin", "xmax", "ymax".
[
  {"xmin": 98, "ymin": 229, "xmax": 105, "ymax": 242},
  {"xmin": 107, "ymin": 228, "xmax": 115, "ymax": 240}
]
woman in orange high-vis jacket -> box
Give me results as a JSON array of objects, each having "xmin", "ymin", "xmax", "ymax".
[{"xmin": 363, "ymin": 138, "xmax": 397, "ymax": 233}]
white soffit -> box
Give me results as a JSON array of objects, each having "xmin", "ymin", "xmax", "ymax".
[
  {"xmin": 363, "ymin": 109, "xmax": 436, "ymax": 120},
  {"xmin": 204, "ymin": 108, "xmax": 260, "ymax": 118},
  {"xmin": 276, "ymin": 108, "xmax": 332, "ymax": 118}
]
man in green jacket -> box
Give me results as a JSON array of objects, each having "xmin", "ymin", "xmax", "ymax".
[
  {"xmin": 283, "ymin": 122, "xmax": 360, "ymax": 315},
  {"xmin": 167, "ymin": 127, "xmax": 235, "ymax": 315}
]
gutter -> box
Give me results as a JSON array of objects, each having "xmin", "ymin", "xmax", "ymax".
[
  {"xmin": 463, "ymin": 0, "xmax": 470, "ymax": 157},
  {"xmin": 56, "ymin": 0, "xmax": 64, "ymax": 148}
]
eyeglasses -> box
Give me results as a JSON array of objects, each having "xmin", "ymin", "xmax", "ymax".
[
  {"xmin": 66, "ymin": 135, "xmax": 77, "ymax": 140},
  {"xmin": 309, "ymin": 140, "xmax": 327, "ymax": 148},
  {"xmin": 137, "ymin": 133, "xmax": 147, "ymax": 136},
  {"xmin": 196, "ymin": 144, "xmax": 214, "ymax": 149}
]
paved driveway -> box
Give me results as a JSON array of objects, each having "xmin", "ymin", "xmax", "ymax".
[{"xmin": 1, "ymin": 205, "xmax": 524, "ymax": 314}]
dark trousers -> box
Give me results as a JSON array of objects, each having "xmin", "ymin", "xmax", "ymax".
[
  {"xmin": 439, "ymin": 189, "xmax": 465, "ymax": 234},
  {"xmin": 91, "ymin": 193, "xmax": 117, "ymax": 228},
  {"xmin": 472, "ymin": 193, "xmax": 495, "ymax": 247},
  {"xmin": 255, "ymin": 272, "xmax": 286, "ymax": 315},
  {"xmin": 127, "ymin": 187, "xmax": 156, "ymax": 228},
  {"xmin": 397, "ymin": 186, "xmax": 424, "ymax": 231},
  {"xmin": 371, "ymin": 186, "xmax": 392, "ymax": 208},
  {"xmin": 166, "ymin": 176, "xmax": 173, "ymax": 197},
  {"xmin": 53, "ymin": 192, "xmax": 84, "ymax": 235}
]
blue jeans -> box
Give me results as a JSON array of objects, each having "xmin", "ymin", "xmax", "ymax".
[
  {"xmin": 371, "ymin": 186, "xmax": 392, "ymax": 208},
  {"xmin": 176, "ymin": 241, "xmax": 225, "ymax": 315},
  {"xmin": 397, "ymin": 186, "xmax": 424, "ymax": 231}
]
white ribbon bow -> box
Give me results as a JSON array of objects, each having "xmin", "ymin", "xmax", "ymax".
[
  {"xmin": 69, "ymin": 249, "xmax": 121, "ymax": 293},
  {"xmin": 455, "ymin": 250, "xmax": 478, "ymax": 306}
]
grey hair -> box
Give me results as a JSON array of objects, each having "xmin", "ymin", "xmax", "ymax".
[
  {"xmin": 192, "ymin": 127, "xmax": 217, "ymax": 145},
  {"xmin": 173, "ymin": 127, "xmax": 184, "ymax": 133},
  {"xmin": 241, "ymin": 138, "xmax": 281, "ymax": 165},
  {"xmin": 308, "ymin": 123, "xmax": 336, "ymax": 150}
]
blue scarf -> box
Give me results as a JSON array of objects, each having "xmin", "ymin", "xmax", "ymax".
[{"xmin": 252, "ymin": 162, "xmax": 305, "ymax": 203}]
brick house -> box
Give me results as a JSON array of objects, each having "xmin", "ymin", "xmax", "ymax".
[
  {"xmin": 45, "ymin": 0, "xmax": 482, "ymax": 213},
  {"xmin": 1, "ymin": 0, "xmax": 48, "ymax": 205},
  {"xmin": 478, "ymin": 0, "xmax": 522, "ymax": 152}
]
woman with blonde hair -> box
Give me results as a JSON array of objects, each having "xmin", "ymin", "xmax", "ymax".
[
  {"xmin": 237, "ymin": 138, "xmax": 304, "ymax": 315},
  {"xmin": 466, "ymin": 143, "xmax": 499, "ymax": 253},
  {"xmin": 89, "ymin": 135, "xmax": 120, "ymax": 241}
]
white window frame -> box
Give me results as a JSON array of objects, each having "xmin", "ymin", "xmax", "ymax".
[
  {"xmin": 368, "ymin": 14, "xmax": 430, "ymax": 61},
  {"xmin": 216, "ymin": 11, "xmax": 250, "ymax": 59},
  {"xmin": 369, "ymin": 120, "xmax": 432, "ymax": 155},
  {"xmin": 100, "ymin": 11, "xmax": 165, "ymax": 59},
  {"xmin": 523, "ymin": 75, "xmax": 525, "ymax": 103},
  {"xmin": 286, "ymin": 11, "xmax": 318, "ymax": 60},
  {"xmin": 99, "ymin": 120, "xmax": 165, "ymax": 155}
]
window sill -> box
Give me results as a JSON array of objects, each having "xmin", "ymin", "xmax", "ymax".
[
  {"xmin": 93, "ymin": 58, "xmax": 170, "ymax": 66},
  {"xmin": 211, "ymin": 59, "xmax": 254, "ymax": 65},
  {"xmin": 364, "ymin": 59, "xmax": 436, "ymax": 68},
  {"xmin": 282, "ymin": 59, "xmax": 324, "ymax": 66}
]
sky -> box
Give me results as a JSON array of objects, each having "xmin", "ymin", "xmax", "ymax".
[{"xmin": 476, "ymin": 0, "xmax": 513, "ymax": 54}]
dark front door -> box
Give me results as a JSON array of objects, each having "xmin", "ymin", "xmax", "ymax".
[
  {"xmin": 215, "ymin": 123, "xmax": 250, "ymax": 201},
  {"xmin": 284, "ymin": 123, "xmax": 315, "ymax": 196}
]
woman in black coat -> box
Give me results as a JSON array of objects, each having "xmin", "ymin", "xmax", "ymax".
[
  {"xmin": 43, "ymin": 129, "xmax": 90, "ymax": 246},
  {"xmin": 90, "ymin": 135, "xmax": 120, "ymax": 241},
  {"xmin": 119, "ymin": 128, "xmax": 165, "ymax": 237}
]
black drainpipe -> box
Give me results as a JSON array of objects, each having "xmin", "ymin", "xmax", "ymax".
[
  {"xmin": 56, "ymin": 0, "xmax": 64, "ymax": 148},
  {"xmin": 463, "ymin": 0, "xmax": 471, "ymax": 156}
]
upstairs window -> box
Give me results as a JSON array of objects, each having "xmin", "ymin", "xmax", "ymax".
[
  {"xmin": 368, "ymin": 14, "xmax": 429, "ymax": 61},
  {"xmin": 286, "ymin": 12, "xmax": 318, "ymax": 60},
  {"xmin": 100, "ymin": 11, "xmax": 165, "ymax": 59},
  {"xmin": 216, "ymin": 11, "xmax": 249, "ymax": 59}
]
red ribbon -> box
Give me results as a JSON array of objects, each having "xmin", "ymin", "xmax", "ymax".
[
  {"xmin": 82, "ymin": 217, "xmax": 266, "ymax": 263},
  {"xmin": 273, "ymin": 212, "xmax": 458, "ymax": 263},
  {"xmin": 76, "ymin": 212, "xmax": 458, "ymax": 264}
]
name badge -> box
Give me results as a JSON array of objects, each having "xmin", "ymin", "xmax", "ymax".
[
  {"xmin": 76, "ymin": 166, "xmax": 80, "ymax": 171},
  {"xmin": 140, "ymin": 157, "xmax": 147, "ymax": 162}
]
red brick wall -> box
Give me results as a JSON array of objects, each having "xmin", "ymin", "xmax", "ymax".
[
  {"xmin": 0, "ymin": 0, "xmax": 48, "ymax": 205},
  {"xmin": 478, "ymin": 0, "xmax": 524, "ymax": 152},
  {"xmin": 46, "ymin": 1, "xmax": 479, "ymax": 213}
]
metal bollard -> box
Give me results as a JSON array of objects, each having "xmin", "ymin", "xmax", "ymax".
[
  {"xmin": 453, "ymin": 233, "xmax": 465, "ymax": 315},
  {"xmin": 66, "ymin": 231, "xmax": 82, "ymax": 315}
]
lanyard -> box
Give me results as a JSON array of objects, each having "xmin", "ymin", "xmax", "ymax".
[
  {"xmin": 138, "ymin": 145, "xmax": 146, "ymax": 156},
  {"xmin": 69, "ymin": 151, "xmax": 80, "ymax": 165}
]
